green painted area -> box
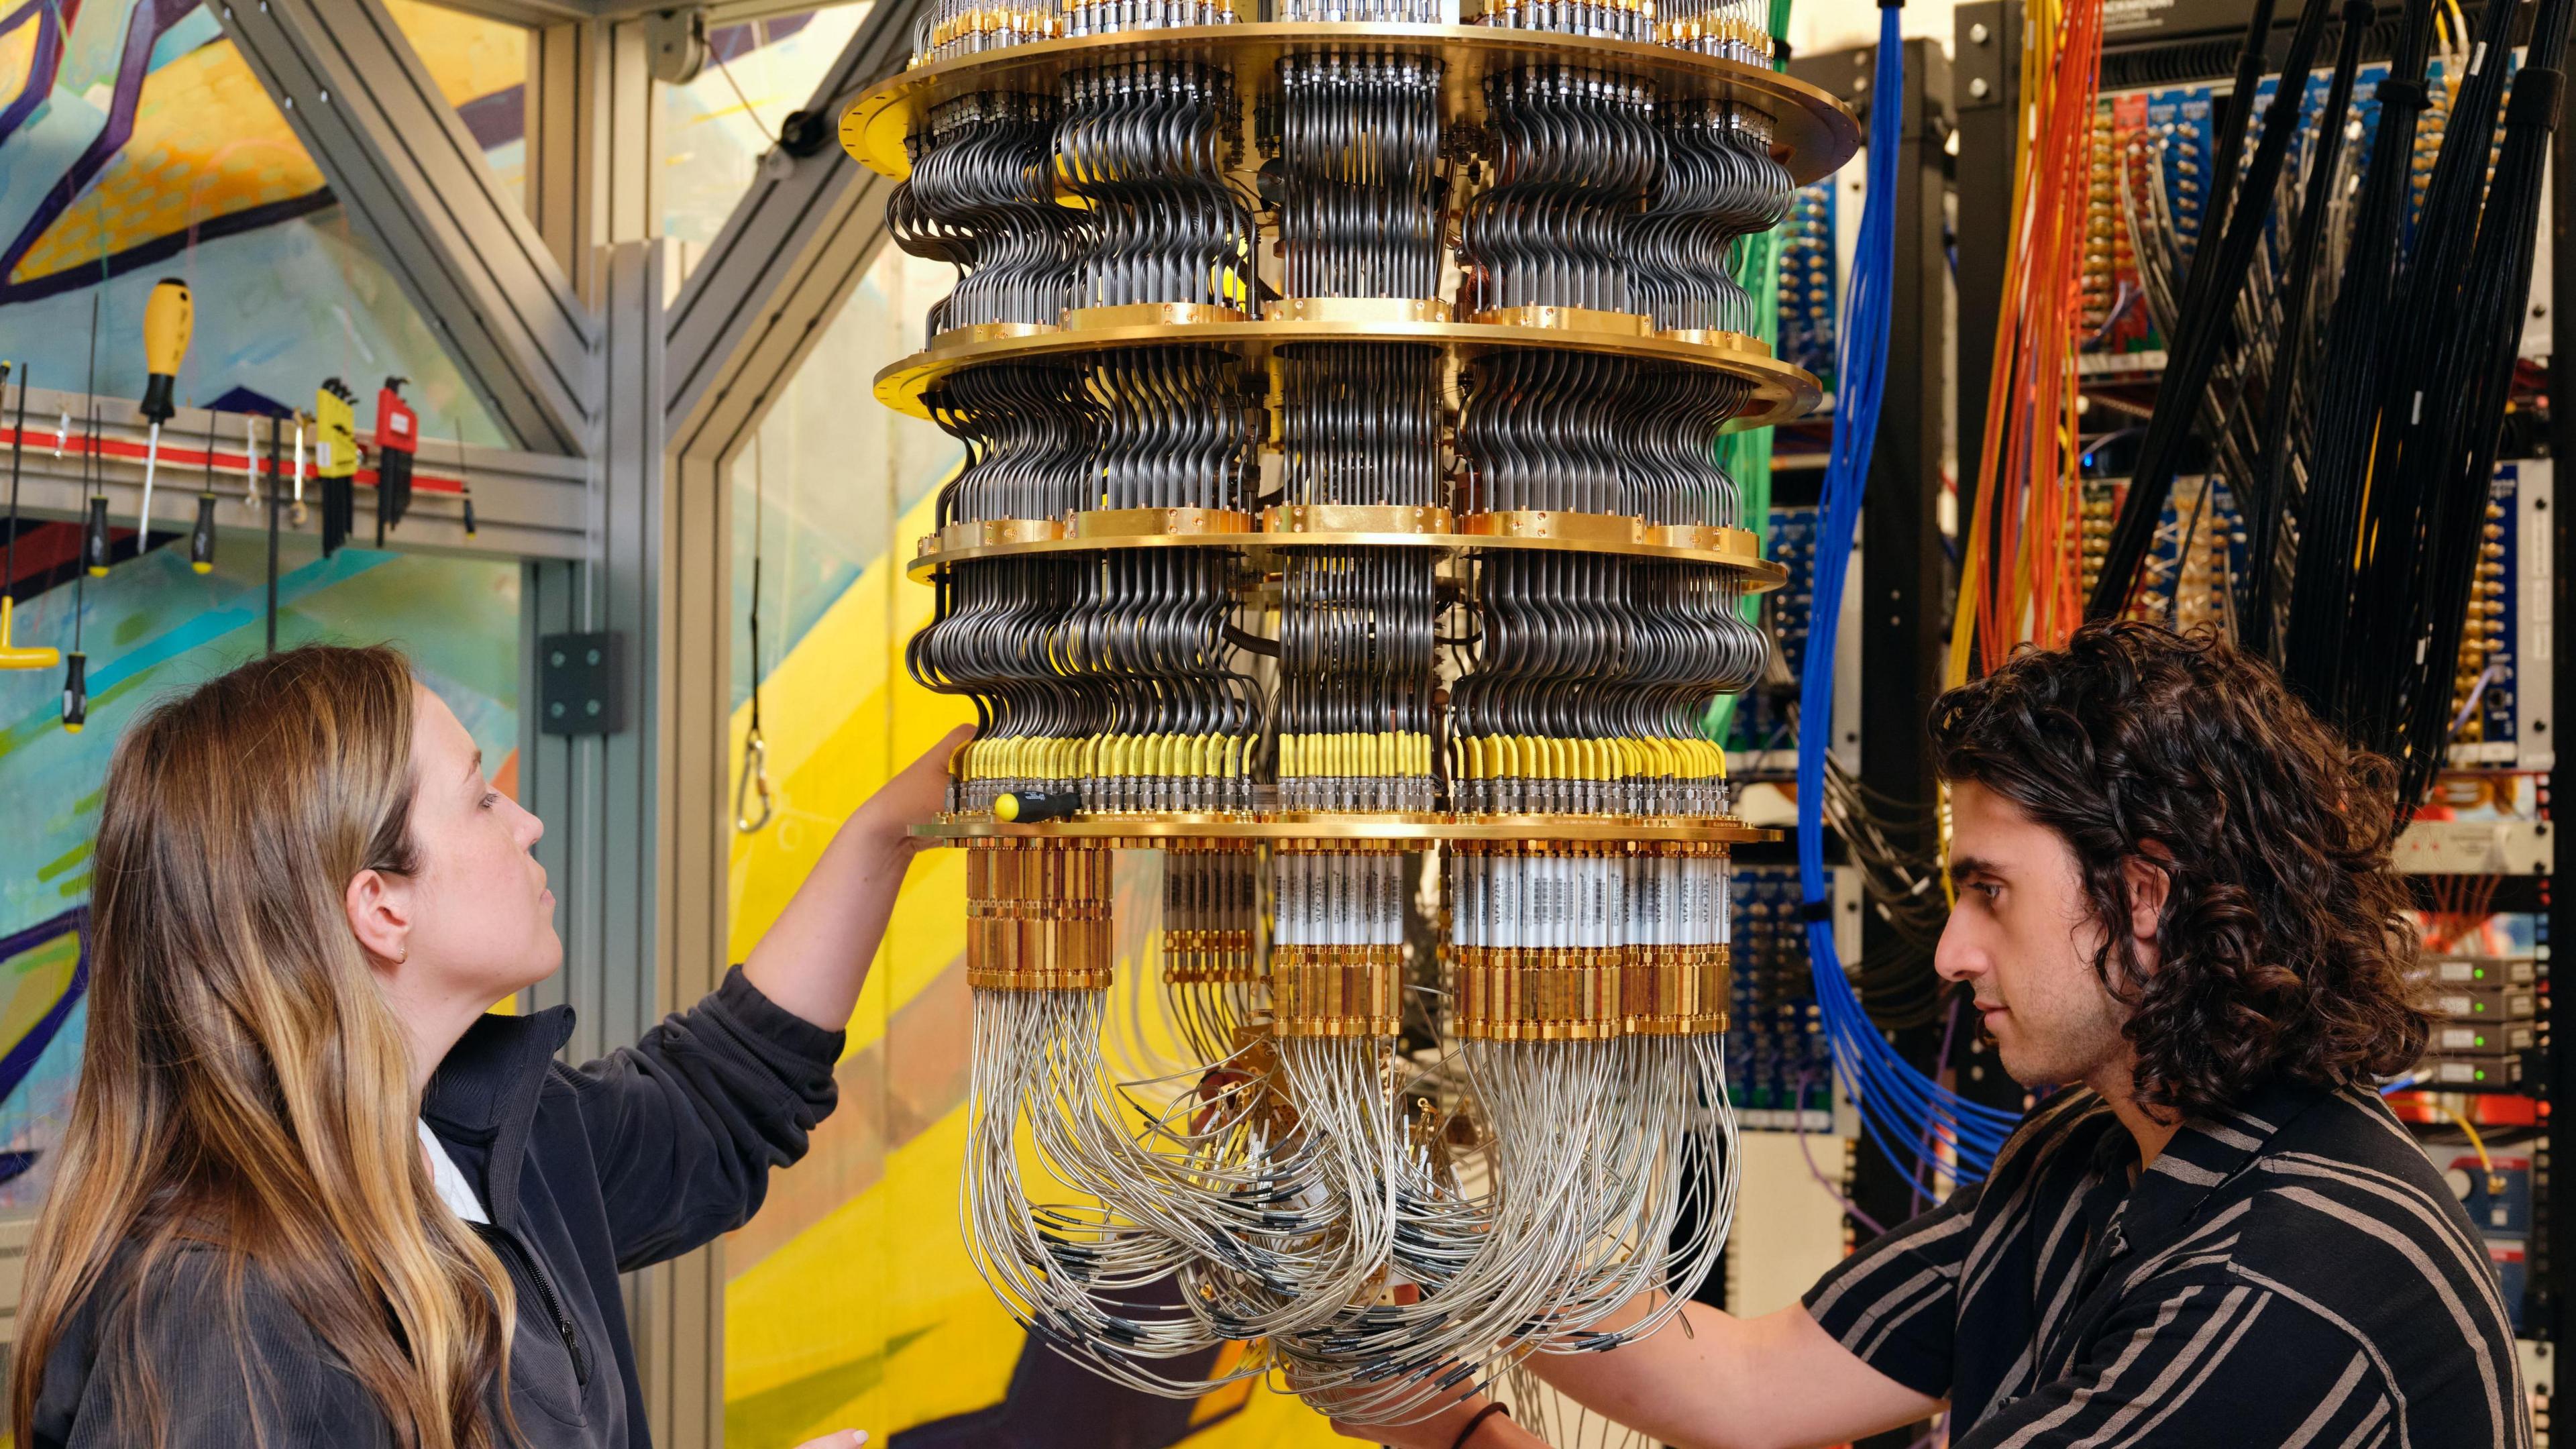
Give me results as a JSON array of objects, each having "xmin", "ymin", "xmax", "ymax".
[
  {"xmin": 34, "ymin": 843, "xmax": 89, "ymax": 883},
  {"xmin": 723, "ymin": 1324, "xmax": 938, "ymax": 1446}
]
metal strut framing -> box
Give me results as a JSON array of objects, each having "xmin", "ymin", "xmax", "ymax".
[{"xmin": 214, "ymin": 0, "xmax": 596, "ymax": 455}]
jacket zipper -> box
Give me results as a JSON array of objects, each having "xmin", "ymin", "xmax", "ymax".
[{"xmin": 476, "ymin": 1223, "xmax": 592, "ymax": 1388}]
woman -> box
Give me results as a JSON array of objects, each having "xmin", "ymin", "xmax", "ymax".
[{"xmin": 10, "ymin": 643, "xmax": 968, "ymax": 1448}]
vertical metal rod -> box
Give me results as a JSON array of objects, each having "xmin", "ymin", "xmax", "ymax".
[{"xmin": 266, "ymin": 417, "xmax": 282, "ymax": 655}]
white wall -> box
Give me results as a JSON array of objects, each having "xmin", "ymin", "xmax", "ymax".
[{"xmin": 1791, "ymin": 0, "xmax": 1957, "ymax": 62}]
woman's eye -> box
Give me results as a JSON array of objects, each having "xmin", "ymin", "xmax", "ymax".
[{"xmin": 479, "ymin": 791, "xmax": 500, "ymax": 810}]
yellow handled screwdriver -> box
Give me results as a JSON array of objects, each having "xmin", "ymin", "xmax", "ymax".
[{"xmin": 137, "ymin": 279, "xmax": 193, "ymax": 545}]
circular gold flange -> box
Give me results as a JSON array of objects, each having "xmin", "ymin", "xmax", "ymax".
[
  {"xmin": 879, "ymin": 317, "xmax": 1821, "ymax": 429},
  {"xmin": 912, "ymin": 813, "xmax": 1780, "ymax": 844},
  {"xmin": 904, "ymin": 520, "xmax": 1789, "ymax": 590},
  {"xmin": 839, "ymin": 23, "xmax": 1860, "ymax": 186}
]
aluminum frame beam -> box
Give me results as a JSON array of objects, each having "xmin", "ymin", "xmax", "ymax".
[
  {"xmin": 529, "ymin": 17, "xmax": 664, "ymax": 307},
  {"xmin": 215, "ymin": 0, "xmax": 596, "ymax": 456},
  {"xmin": 663, "ymin": 0, "xmax": 922, "ymax": 448},
  {"xmin": 428, "ymin": 0, "xmax": 862, "ymax": 23}
]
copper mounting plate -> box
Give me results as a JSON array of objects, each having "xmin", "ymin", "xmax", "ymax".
[
  {"xmin": 1658, "ymin": 327, "xmax": 1772, "ymax": 358},
  {"xmin": 1265, "ymin": 503, "xmax": 1454, "ymax": 535},
  {"xmin": 929, "ymin": 320, "xmax": 1061, "ymax": 349},
  {"xmin": 1265, "ymin": 297, "xmax": 1454, "ymax": 325},
  {"xmin": 1067, "ymin": 302, "xmax": 1248, "ymax": 329},
  {"xmin": 922, "ymin": 517, "xmax": 1067, "ymax": 555},
  {"xmin": 1461, "ymin": 509, "xmax": 1640, "ymax": 545},
  {"xmin": 1076, "ymin": 506, "xmax": 1255, "ymax": 537},
  {"xmin": 1468, "ymin": 304, "xmax": 1648, "ymax": 335},
  {"xmin": 839, "ymin": 23, "xmax": 1860, "ymax": 186}
]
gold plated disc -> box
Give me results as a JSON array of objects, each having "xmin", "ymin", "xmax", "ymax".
[
  {"xmin": 905, "ymin": 516, "xmax": 1789, "ymax": 589},
  {"xmin": 839, "ymin": 22, "xmax": 1860, "ymax": 185},
  {"xmin": 877, "ymin": 315, "xmax": 1821, "ymax": 429}
]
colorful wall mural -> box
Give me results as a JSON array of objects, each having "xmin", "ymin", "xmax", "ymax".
[
  {"xmin": 0, "ymin": 0, "xmax": 524, "ymax": 442},
  {"xmin": 717, "ymin": 248, "xmax": 1343, "ymax": 1448},
  {"xmin": 0, "ymin": 539, "xmax": 521, "ymax": 1215}
]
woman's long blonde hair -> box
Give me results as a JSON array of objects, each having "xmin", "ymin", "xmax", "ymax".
[{"xmin": 11, "ymin": 644, "xmax": 518, "ymax": 1448}]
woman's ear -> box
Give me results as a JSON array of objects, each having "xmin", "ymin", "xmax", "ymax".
[{"xmin": 345, "ymin": 867, "xmax": 415, "ymax": 969}]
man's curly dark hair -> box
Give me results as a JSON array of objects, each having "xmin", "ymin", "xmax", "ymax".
[{"xmin": 1928, "ymin": 620, "xmax": 2428, "ymax": 1120}]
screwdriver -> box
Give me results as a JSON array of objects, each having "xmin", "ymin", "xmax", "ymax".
[
  {"xmin": 288, "ymin": 411, "xmax": 309, "ymax": 527},
  {"xmin": 81, "ymin": 390, "xmax": 109, "ymax": 577},
  {"xmin": 61, "ymin": 651, "xmax": 87, "ymax": 733},
  {"xmin": 315, "ymin": 380, "xmax": 358, "ymax": 555},
  {"xmin": 191, "ymin": 413, "xmax": 218, "ymax": 574},
  {"xmin": 0, "ymin": 362, "xmax": 62, "ymax": 671},
  {"xmin": 136, "ymin": 279, "xmax": 193, "ymax": 544},
  {"xmin": 455, "ymin": 425, "xmax": 477, "ymax": 537},
  {"xmin": 372, "ymin": 377, "xmax": 417, "ymax": 545}
]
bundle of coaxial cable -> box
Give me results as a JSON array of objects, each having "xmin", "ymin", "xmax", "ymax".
[
  {"xmin": 2086, "ymin": 0, "xmax": 2573, "ymax": 817},
  {"xmin": 1947, "ymin": 0, "xmax": 2104, "ymax": 678},
  {"xmin": 1803, "ymin": 18, "xmax": 2024, "ymax": 1185},
  {"xmin": 889, "ymin": 93, "xmax": 1076, "ymax": 345},
  {"xmin": 2277, "ymin": 0, "xmax": 2572, "ymax": 807}
]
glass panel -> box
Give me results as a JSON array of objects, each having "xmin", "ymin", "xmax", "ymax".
[
  {"xmin": 727, "ymin": 241, "xmax": 959, "ymax": 712},
  {"xmin": 0, "ymin": 0, "xmax": 511, "ymax": 443},
  {"xmin": 0, "ymin": 545, "xmax": 521, "ymax": 1212},
  {"xmin": 714, "ymin": 231, "xmax": 1347, "ymax": 1442},
  {"xmin": 663, "ymin": 4, "xmax": 875, "ymax": 250},
  {"xmin": 382, "ymin": 0, "xmax": 531, "ymax": 212}
]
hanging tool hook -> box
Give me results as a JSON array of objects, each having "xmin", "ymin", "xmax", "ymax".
[{"xmin": 734, "ymin": 728, "xmax": 774, "ymax": 833}]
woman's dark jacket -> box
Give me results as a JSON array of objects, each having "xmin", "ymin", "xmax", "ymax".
[{"xmin": 31, "ymin": 966, "xmax": 844, "ymax": 1447}]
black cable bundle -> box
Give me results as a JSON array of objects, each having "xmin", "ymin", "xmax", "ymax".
[
  {"xmin": 2085, "ymin": 0, "xmax": 2339, "ymax": 620},
  {"xmin": 2237, "ymin": 0, "xmax": 2376, "ymax": 655},
  {"xmin": 2279, "ymin": 0, "xmax": 2572, "ymax": 808},
  {"xmin": 2369, "ymin": 0, "xmax": 2571, "ymax": 802},
  {"xmin": 2276, "ymin": 0, "xmax": 2437, "ymax": 686}
]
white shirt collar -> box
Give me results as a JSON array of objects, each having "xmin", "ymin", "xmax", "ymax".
[{"xmin": 417, "ymin": 1118, "xmax": 490, "ymax": 1225}]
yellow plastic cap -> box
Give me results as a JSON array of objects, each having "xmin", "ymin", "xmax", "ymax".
[{"xmin": 994, "ymin": 793, "xmax": 1022, "ymax": 823}]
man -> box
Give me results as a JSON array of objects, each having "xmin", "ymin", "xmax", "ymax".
[{"xmin": 1339, "ymin": 621, "xmax": 2524, "ymax": 1449}]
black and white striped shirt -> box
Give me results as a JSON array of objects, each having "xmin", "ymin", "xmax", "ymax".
[{"xmin": 1802, "ymin": 1078, "xmax": 2528, "ymax": 1448}]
